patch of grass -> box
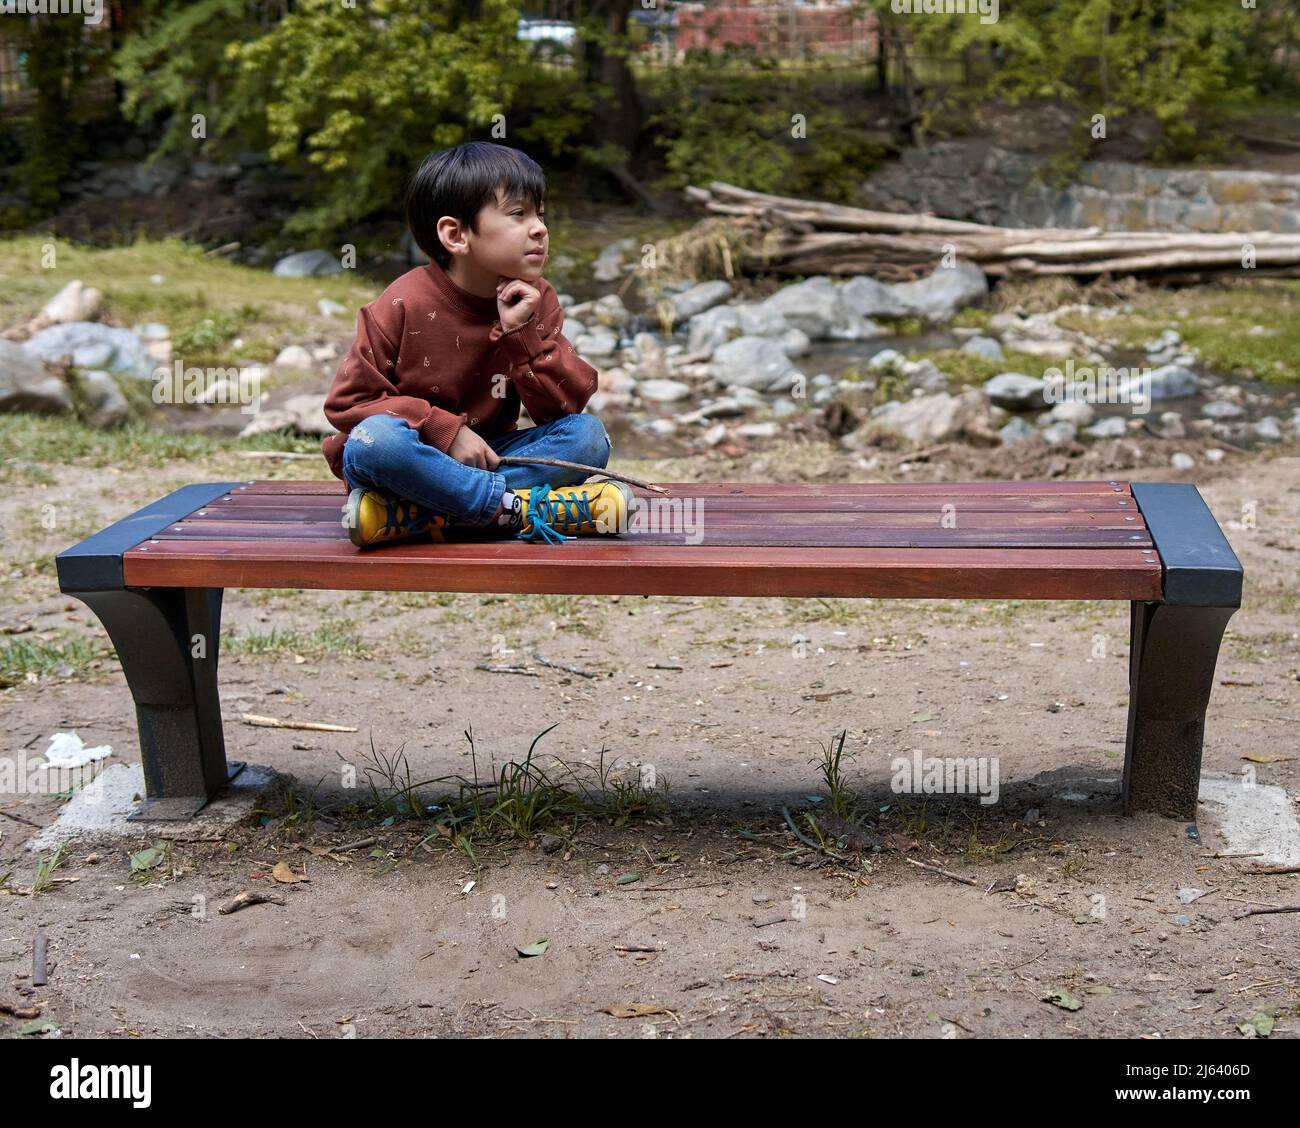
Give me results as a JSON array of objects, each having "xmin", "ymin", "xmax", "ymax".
[
  {"xmin": 224, "ymin": 616, "xmax": 371, "ymax": 660},
  {"xmin": 0, "ymin": 234, "xmax": 381, "ymax": 352},
  {"xmin": 0, "ymin": 413, "xmax": 323, "ymax": 484},
  {"xmin": 0, "ymin": 635, "xmax": 105, "ymax": 687},
  {"xmin": 951, "ymin": 306, "xmax": 992, "ymax": 330},
  {"xmin": 349, "ymin": 725, "xmax": 670, "ymax": 860},
  {"xmin": 781, "ymin": 596, "xmax": 871, "ymax": 625},
  {"xmin": 811, "ymin": 728, "xmax": 855, "ymax": 818},
  {"xmin": 1057, "ymin": 278, "xmax": 1300, "ymax": 384},
  {"xmin": 30, "ymin": 843, "xmax": 67, "ymax": 895},
  {"xmin": 912, "ymin": 347, "xmax": 1054, "ymax": 388}
]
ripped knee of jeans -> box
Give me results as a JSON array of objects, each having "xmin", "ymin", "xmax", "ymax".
[{"xmin": 350, "ymin": 422, "xmax": 376, "ymax": 447}]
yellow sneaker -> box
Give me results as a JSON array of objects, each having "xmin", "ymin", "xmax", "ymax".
[
  {"xmin": 343, "ymin": 488, "xmax": 449, "ymax": 548},
  {"xmin": 508, "ymin": 480, "xmax": 636, "ymax": 544}
]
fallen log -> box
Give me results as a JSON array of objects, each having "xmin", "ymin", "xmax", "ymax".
[{"xmin": 678, "ymin": 181, "xmax": 1300, "ymax": 281}]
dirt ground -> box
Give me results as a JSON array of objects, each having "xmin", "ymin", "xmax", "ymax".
[{"xmin": 2, "ymin": 444, "xmax": 1298, "ymax": 1039}]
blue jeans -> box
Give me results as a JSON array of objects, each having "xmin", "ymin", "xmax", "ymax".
[{"xmin": 341, "ymin": 412, "xmax": 613, "ymax": 526}]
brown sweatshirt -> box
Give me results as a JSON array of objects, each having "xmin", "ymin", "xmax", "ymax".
[{"xmin": 321, "ymin": 260, "xmax": 599, "ymax": 482}]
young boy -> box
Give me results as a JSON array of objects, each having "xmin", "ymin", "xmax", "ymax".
[{"xmin": 323, "ymin": 141, "xmax": 635, "ymax": 547}]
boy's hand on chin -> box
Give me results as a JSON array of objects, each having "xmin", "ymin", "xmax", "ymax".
[{"xmin": 496, "ymin": 276, "xmax": 541, "ymax": 332}]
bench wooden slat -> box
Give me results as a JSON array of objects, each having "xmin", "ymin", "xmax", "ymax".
[
  {"xmin": 235, "ymin": 478, "xmax": 1135, "ymax": 496},
  {"xmin": 163, "ymin": 508, "xmax": 1149, "ymax": 532},
  {"xmin": 189, "ymin": 493, "xmax": 1141, "ymax": 514},
  {"xmin": 122, "ymin": 539, "xmax": 1161, "ymax": 600},
  {"xmin": 150, "ymin": 521, "xmax": 1152, "ymax": 549}
]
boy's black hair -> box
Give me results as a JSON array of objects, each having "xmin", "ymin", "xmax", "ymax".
[{"xmin": 405, "ymin": 142, "xmax": 547, "ymax": 270}]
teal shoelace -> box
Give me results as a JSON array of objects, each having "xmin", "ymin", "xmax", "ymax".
[
  {"xmin": 516, "ymin": 483, "xmax": 591, "ymax": 544},
  {"xmin": 382, "ymin": 494, "xmax": 430, "ymax": 537}
]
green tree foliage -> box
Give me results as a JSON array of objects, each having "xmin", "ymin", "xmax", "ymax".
[
  {"xmin": 889, "ymin": 0, "xmax": 1261, "ymax": 160},
  {"xmin": 116, "ymin": 0, "xmax": 546, "ymax": 239}
]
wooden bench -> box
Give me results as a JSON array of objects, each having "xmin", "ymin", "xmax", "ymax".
[{"xmin": 55, "ymin": 479, "xmax": 1242, "ymax": 822}]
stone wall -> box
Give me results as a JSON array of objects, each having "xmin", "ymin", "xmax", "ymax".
[{"xmin": 863, "ymin": 141, "xmax": 1300, "ymax": 233}]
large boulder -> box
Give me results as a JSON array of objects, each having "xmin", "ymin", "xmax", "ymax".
[
  {"xmin": 889, "ymin": 262, "xmax": 988, "ymax": 324},
  {"xmin": 687, "ymin": 303, "xmax": 790, "ymax": 355},
  {"xmin": 984, "ymin": 371, "xmax": 1048, "ymax": 411},
  {"xmin": 272, "ymin": 251, "xmax": 343, "ymax": 277},
  {"xmin": 872, "ymin": 389, "xmax": 984, "ymax": 444},
  {"xmin": 1117, "ymin": 363, "xmax": 1200, "ymax": 402},
  {"xmin": 283, "ymin": 393, "xmax": 331, "ymax": 435},
  {"xmin": 838, "ymin": 275, "xmax": 910, "ymax": 320},
  {"xmin": 78, "ymin": 370, "xmax": 130, "ymax": 429},
  {"xmin": 23, "ymin": 322, "xmax": 154, "ymax": 380},
  {"xmin": 757, "ymin": 276, "xmax": 845, "ymax": 339},
  {"xmin": 0, "ymin": 340, "xmax": 72, "ymax": 414},
  {"xmin": 708, "ymin": 335, "xmax": 802, "ymax": 393},
  {"xmin": 669, "ymin": 280, "xmax": 733, "ymax": 321}
]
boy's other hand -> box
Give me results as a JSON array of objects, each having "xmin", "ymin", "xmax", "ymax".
[
  {"xmin": 496, "ymin": 276, "xmax": 541, "ymax": 332},
  {"xmin": 448, "ymin": 425, "xmax": 500, "ymax": 471}
]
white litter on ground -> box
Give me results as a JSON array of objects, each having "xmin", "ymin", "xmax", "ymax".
[
  {"xmin": 41, "ymin": 731, "xmax": 113, "ymax": 769},
  {"xmin": 25, "ymin": 762, "xmax": 281, "ymax": 852},
  {"xmin": 1198, "ymin": 771, "xmax": 1300, "ymax": 866}
]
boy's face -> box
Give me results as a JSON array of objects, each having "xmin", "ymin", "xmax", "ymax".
[{"xmin": 442, "ymin": 187, "xmax": 548, "ymax": 286}]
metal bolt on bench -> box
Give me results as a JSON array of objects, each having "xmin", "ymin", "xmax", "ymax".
[{"xmin": 55, "ymin": 479, "xmax": 1242, "ymax": 822}]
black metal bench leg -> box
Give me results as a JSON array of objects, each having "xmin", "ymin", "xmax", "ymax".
[
  {"xmin": 70, "ymin": 586, "xmax": 243, "ymax": 820},
  {"xmin": 1122, "ymin": 600, "xmax": 1236, "ymax": 818}
]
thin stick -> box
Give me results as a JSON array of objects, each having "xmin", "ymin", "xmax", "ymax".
[
  {"xmin": 32, "ymin": 929, "xmax": 48, "ymax": 987},
  {"xmin": 529, "ymin": 650, "xmax": 601, "ymax": 679},
  {"xmin": 496, "ymin": 455, "xmax": 668, "ymax": 494},
  {"xmin": 241, "ymin": 713, "xmax": 358, "ymax": 732},
  {"xmin": 1234, "ymin": 904, "xmax": 1300, "ymax": 920},
  {"xmin": 906, "ymin": 856, "xmax": 980, "ymax": 888},
  {"xmin": 1242, "ymin": 865, "xmax": 1300, "ymax": 875}
]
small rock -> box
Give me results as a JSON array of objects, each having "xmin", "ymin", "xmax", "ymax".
[
  {"xmin": 1158, "ymin": 411, "xmax": 1186, "ymax": 439},
  {"xmin": 274, "ymin": 345, "xmax": 314, "ymax": 370},
  {"xmin": 1041, "ymin": 421, "xmax": 1077, "ymax": 446},
  {"xmin": 1084, "ymin": 415, "xmax": 1127, "ymax": 439},
  {"xmin": 735, "ymin": 421, "xmax": 779, "ymax": 439},
  {"xmin": 961, "ymin": 335, "xmax": 1003, "ymax": 362},
  {"xmin": 318, "ymin": 298, "xmax": 347, "ymax": 318},
  {"xmin": 42, "ymin": 279, "xmax": 102, "ymax": 324},
  {"xmin": 1254, "ymin": 416, "xmax": 1282, "ymax": 442},
  {"xmin": 1201, "ymin": 400, "xmax": 1243, "ymax": 420},
  {"xmin": 999, "ymin": 416, "xmax": 1036, "ymax": 445},
  {"xmin": 1049, "ymin": 400, "xmax": 1095, "ymax": 426},
  {"xmin": 700, "ymin": 423, "xmax": 728, "ymax": 447},
  {"xmin": 985, "ymin": 372, "xmax": 1047, "ymax": 411},
  {"xmin": 1204, "ymin": 448, "xmax": 1225, "ymax": 463},
  {"xmin": 636, "ymin": 378, "xmax": 693, "ymax": 403},
  {"xmin": 272, "ymin": 250, "xmax": 343, "ymax": 277},
  {"xmin": 1170, "ymin": 452, "xmax": 1195, "ymax": 470}
]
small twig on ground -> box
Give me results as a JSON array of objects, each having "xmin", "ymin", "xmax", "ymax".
[
  {"xmin": 1234, "ymin": 904, "xmax": 1300, "ymax": 920},
  {"xmin": 1242, "ymin": 864, "xmax": 1300, "ymax": 875},
  {"xmin": 896, "ymin": 443, "xmax": 950, "ymax": 465},
  {"xmin": 1203, "ymin": 851, "xmax": 1265, "ymax": 859},
  {"xmin": 529, "ymin": 650, "xmax": 601, "ymax": 678},
  {"xmin": 0, "ymin": 809, "xmax": 42, "ymax": 829},
  {"xmin": 780, "ymin": 806, "xmax": 850, "ymax": 863},
  {"xmin": 241, "ymin": 713, "xmax": 357, "ymax": 733},
  {"xmin": 218, "ymin": 890, "xmax": 286, "ymax": 915},
  {"xmin": 906, "ymin": 856, "xmax": 980, "ymax": 888},
  {"xmin": 473, "ymin": 664, "xmax": 540, "ymax": 677},
  {"xmin": 496, "ymin": 455, "xmax": 668, "ymax": 494},
  {"xmin": 32, "ymin": 929, "xmax": 48, "ymax": 987}
]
